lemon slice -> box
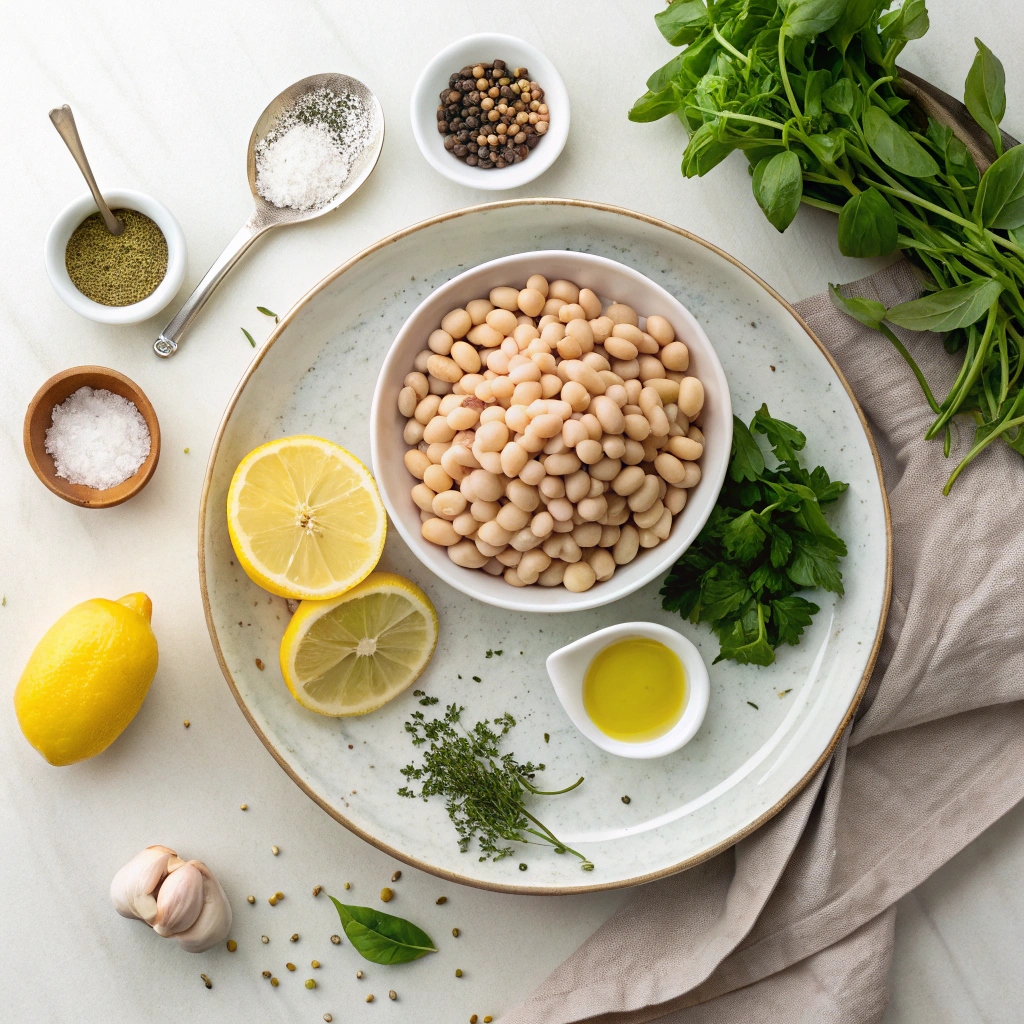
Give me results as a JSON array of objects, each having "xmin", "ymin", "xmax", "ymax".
[
  {"xmin": 227, "ymin": 436, "xmax": 386, "ymax": 600},
  {"xmin": 280, "ymin": 573, "xmax": 438, "ymax": 716}
]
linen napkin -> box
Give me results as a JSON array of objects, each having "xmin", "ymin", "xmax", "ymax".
[{"xmin": 505, "ymin": 260, "xmax": 1024, "ymax": 1024}]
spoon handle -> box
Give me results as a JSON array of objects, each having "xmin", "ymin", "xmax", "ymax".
[
  {"xmin": 154, "ymin": 218, "xmax": 268, "ymax": 357},
  {"xmin": 48, "ymin": 105, "xmax": 124, "ymax": 236}
]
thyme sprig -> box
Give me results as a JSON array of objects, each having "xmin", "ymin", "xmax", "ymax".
[{"xmin": 398, "ymin": 698, "xmax": 593, "ymax": 871}]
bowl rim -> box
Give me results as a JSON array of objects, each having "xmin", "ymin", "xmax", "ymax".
[
  {"xmin": 23, "ymin": 364, "xmax": 161, "ymax": 508},
  {"xmin": 369, "ymin": 248, "xmax": 733, "ymax": 613},
  {"xmin": 546, "ymin": 622, "xmax": 711, "ymax": 759},
  {"xmin": 409, "ymin": 32, "xmax": 569, "ymax": 191},
  {"xmin": 43, "ymin": 187, "xmax": 187, "ymax": 324},
  {"xmin": 198, "ymin": 197, "xmax": 893, "ymax": 896}
]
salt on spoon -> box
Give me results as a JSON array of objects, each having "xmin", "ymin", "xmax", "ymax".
[{"xmin": 153, "ymin": 74, "xmax": 384, "ymax": 359}]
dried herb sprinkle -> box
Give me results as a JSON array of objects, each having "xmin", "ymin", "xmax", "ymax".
[{"xmin": 65, "ymin": 209, "xmax": 167, "ymax": 306}]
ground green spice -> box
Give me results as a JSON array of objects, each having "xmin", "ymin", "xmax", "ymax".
[{"xmin": 65, "ymin": 208, "xmax": 167, "ymax": 306}]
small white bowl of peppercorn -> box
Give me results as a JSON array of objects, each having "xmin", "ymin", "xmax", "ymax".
[
  {"xmin": 44, "ymin": 187, "xmax": 187, "ymax": 325},
  {"xmin": 411, "ymin": 33, "xmax": 569, "ymax": 190}
]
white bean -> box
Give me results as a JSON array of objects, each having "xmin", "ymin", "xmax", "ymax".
[
  {"xmin": 613, "ymin": 524, "xmax": 640, "ymax": 564},
  {"xmin": 448, "ymin": 540, "xmax": 490, "ymax": 568},
  {"xmin": 422, "ymin": 518, "xmax": 460, "ymax": 546},
  {"xmin": 563, "ymin": 561, "xmax": 597, "ymax": 592}
]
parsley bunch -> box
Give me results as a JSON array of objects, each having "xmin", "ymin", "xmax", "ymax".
[
  {"xmin": 661, "ymin": 405, "xmax": 848, "ymax": 666},
  {"xmin": 398, "ymin": 697, "xmax": 593, "ymax": 871}
]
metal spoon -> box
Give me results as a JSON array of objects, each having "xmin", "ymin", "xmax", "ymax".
[
  {"xmin": 154, "ymin": 73, "xmax": 385, "ymax": 358},
  {"xmin": 49, "ymin": 105, "xmax": 124, "ymax": 236}
]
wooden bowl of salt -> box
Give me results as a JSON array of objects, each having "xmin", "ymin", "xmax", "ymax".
[{"xmin": 23, "ymin": 366, "xmax": 161, "ymax": 508}]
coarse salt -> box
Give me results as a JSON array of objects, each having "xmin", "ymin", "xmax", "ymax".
[
  {"xmin": 45, "ymin": 386, "xmax": 151, "ymax": 490},
  {"xmin": 255, "ymin": 123, "xmax": 350, "ymax": 211}
]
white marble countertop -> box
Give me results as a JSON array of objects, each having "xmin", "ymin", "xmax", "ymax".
[{"xmin": 2, "ymin": 1, "xmax": 1022, "ymax": 1020}]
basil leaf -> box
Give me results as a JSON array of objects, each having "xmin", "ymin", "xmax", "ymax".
[
  {"xmin": 780, "ymin": 0, "xmax": 849, "ymax": 39},
  {"xmin": 822, "ymin": 77, "xmax": 855, "ymax": 115},
  {"xmin": 682, "ymin": 122, "xmax": 734, "ymax": 177},
  {"xmin": 752, "ymin": 150, "xmax": 803, "ymax": 231},
  {"xmin": 803, "ymin": 69, "xmax": 832, "ymax": 119},
  {"xmin": 964, "ymin": 38, "xmax": 1006, "ymax": 156},
  {"xmin": 329, "ymin": 898, "xmax": 437, "ymax": 965},
  {"xmin": 975, "ymin": 144, "xmax": 1024, "ymax": 229},
  {"xmin": 805, "ymin": 130, "xmax": 845, "ymax": 166},
  {"xmin": 730, "ymin": 416, "xmax": 765, "ymax": 482},
  {"xmin": 879, "ymin": 0, "xmax": 929, "ymax": 43},
  {"xmin": 836, "ymin": 187, "xmax": 899, "ymax": 258},
  {"xmin": 829, "ymin": 284, "xmax": 887, "ymax": 330},
  {"xmin": 655, "ymin": 0, "xmax": 708, "ymax": 46},
  {"xmin": 886, "ymin": 278, "xmax": 1002, "ymax": 332},
  {"xmin": 862, "ymin": 106, "xmax": 939, "ymax": 177},
  {"xmin": 629, "ymin": 87, "xmax": 681, "ymax": 123},
  {"xmin": 826, "ymin": 0, "xmax": 879, "ymax": 54}
]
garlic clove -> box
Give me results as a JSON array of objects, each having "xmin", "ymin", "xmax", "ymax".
[
  {"xmin": 166, "ymin": 855, "xmax": 186, "ymax": 873},
  {"xmin": 153, "ymin": 861, "xmax": 205, "ymax": 937},
  {"xmin": 174, "ymin": 861, "xmax": 232, "ymax": 953},
  {"xmin": 110, "ymin": 846, "xmax": 176, "ymax": 924}
]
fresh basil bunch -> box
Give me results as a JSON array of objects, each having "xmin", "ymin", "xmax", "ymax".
[{"xmin": 632, "ymin": 0, "xmax": 1024, "ymax": 492}]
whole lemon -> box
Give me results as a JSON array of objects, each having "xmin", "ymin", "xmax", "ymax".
[{"xmin": 14, "ymin": 593, "xmax": 159, "ymax": 766}]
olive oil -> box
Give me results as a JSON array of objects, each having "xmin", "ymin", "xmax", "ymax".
[{"xmin": 582, "ymin": 637, "xmax": 685, "ymax": 742}]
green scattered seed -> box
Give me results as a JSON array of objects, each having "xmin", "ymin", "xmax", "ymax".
[{"xmin": 305, "ymin": 979, "xmax": 317, "ymax": 989}]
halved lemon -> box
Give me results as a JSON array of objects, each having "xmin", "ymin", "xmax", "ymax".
[
  {"xmin": 227, "ymin": 436, "xmax": 386, "ymax": 600},
  {"xmin": 280, "ymin": 573, "xmax": 438, "ymax": 716}
]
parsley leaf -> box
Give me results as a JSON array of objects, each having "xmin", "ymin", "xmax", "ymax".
[{"xmin": 661, "ymin": 404, "xmax": 848, "ymax": 665}]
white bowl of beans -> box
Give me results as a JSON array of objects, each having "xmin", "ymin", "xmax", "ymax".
[{"xmin": 369, "ymin": 251, "xmax": 732, "ymax": 613}]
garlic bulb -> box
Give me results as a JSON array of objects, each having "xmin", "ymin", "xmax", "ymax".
[{"xmin": 110, "ymin": 846, "xmax": 232, "ymax": 953}]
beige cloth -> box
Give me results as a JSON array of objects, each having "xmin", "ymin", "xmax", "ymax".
[{"xmin": 506, "ymin": 261, "xmax": 1024, "ymax": 1024}]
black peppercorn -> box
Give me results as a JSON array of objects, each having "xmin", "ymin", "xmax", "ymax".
[{"xmin": 437, "ymin": 59, "xmax": 547, "ymax": 170}]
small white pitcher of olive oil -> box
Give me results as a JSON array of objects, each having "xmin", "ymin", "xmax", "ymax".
[{"xmin": 546, "ymin": 622, "xmax": 710, "ymax": 759}]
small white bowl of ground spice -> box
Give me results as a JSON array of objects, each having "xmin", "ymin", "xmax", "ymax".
[
  {"xmin": 411, "ymin": 33, "xmax": 569, "ymax": 190},
  {"xmin": 24, "ymin": 366, "xmax": 161, "ymax": 508},
  {"xmin": 44, "ymin": 188, "xmax": 186, "ymax": 324}
]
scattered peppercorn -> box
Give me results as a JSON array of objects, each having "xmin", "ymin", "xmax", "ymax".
[
  {"xmin": 200, "ymin": 974, "xmax": 212, "ymax": 989},
  {"xmin": 226, "ymin": 940, "xmax": 237, "ymax": 952},
  {"xmin": 286, "ymin": 963, "xmax": 296, "ymax": 972},
  {"xmin": 380, "ymin": 887, "xmax": 394, "ymax": 902},
  {"xmin": 324, "ymin": 1016, "xmax": 333, "ymax": 1023},
  {"xmin": 262, "ymin": 970, "xmax": 271, "ymax": 978},
  {"xmin": 247, "ymin": 895, "xmax": 256, "ymax": 904},
  {"xmin": 356, "ymin": 970, "xmax": 364, "ymax": 979},
  {"xmin": 275, "ymin": 891, "xmax": 284, "ymax": 900},
  {"xmin": 330, "ymin": 934, "xmax": 342, "ymax": 945},
  {"xmin": 484, "ymin": 1017, "xmax": 494, "ymax": 1022},
  {"xmin": 291, "ymin": 934, "xmax": 299, "ymax": 942},
  {"xmin": 391, "ymin": 870, "xmax": 402, "ymax": 882},
  {"xmin": 255, "ymin": 658, "xmax": 264, "ymax": 670},
  {"xmin": 312, "ymin": 885, "xmax": 322, "ymax": 897},
  {"xmin": 270, "ymin": 977, "xmax": 279, "ymax": 987},
  {"xmin": 621, "ymin": 795, "xmax": 632, "ymax": 805},
  {"xmin": 389, "ymin": 990, "xmax": 397, "ymax": 1001},
  {"xmin": 519, "ymin": 863, "xmax": 528, "ymax": 871},
  {"xmin": 436, "ymin": 896, "xmax": 448, "ymax": 905},
  {"xmin": 455, "ymin": 969, "xmax": 463, "ymax": 978},
  {"xmin": 343, "ymin": 882, "xmax": 351, "ymax": 890},
  {"xmin": 311, "ymin": 960, "xmax": 321, "ymax": 969},
  {"xmin": 436, "ymin": 59, "xmax": 549, "ymax": 170},
  {"xmin": 470, "ymin": 1016, "xmax": 478, "ymax": 1023},
  {"xmin": 366, "ymin": 994, "xmax": 375, "ymax": 1003},
  {"xmin": 452, "ymin": 927, "xmax": 460, "ymax": 937},
  {"xmin": 183, "ymin": 720, "xmax": 190, "ymax": 728},
  {"xmin": 268, "ymin": 896, "xmax": 278, "ymax": 906},
  {"xmin": 261, "ymin": 935, "xmax": 269, "ymax": 944},
  {"xmin": 271, "ymin": 845, "xmax": 280, "ymax": 855},
  {"xmin": 305, "ymin": 979, "xmax": 317, "ymax": 989}
]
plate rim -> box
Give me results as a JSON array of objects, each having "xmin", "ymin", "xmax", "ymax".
[{"xmin": 198, "ymin": 197, "xmax": 893, "ymax": 895}]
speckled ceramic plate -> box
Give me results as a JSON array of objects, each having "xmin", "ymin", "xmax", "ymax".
[{"xmin": 200, "ymin": 200, "xmax": 890, "ymax": 894}]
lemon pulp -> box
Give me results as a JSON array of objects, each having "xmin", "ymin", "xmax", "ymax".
[
  {"xmin": 226, "ymin": 436, "xmax": 386, "ymax": 600},
  {"xmin": 280, "ymin": 572, "xmax": 437, "ymax": 716},
  {"xmin": 582, "ymin": 637, "xmax": 685, "ymax": 743}
]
